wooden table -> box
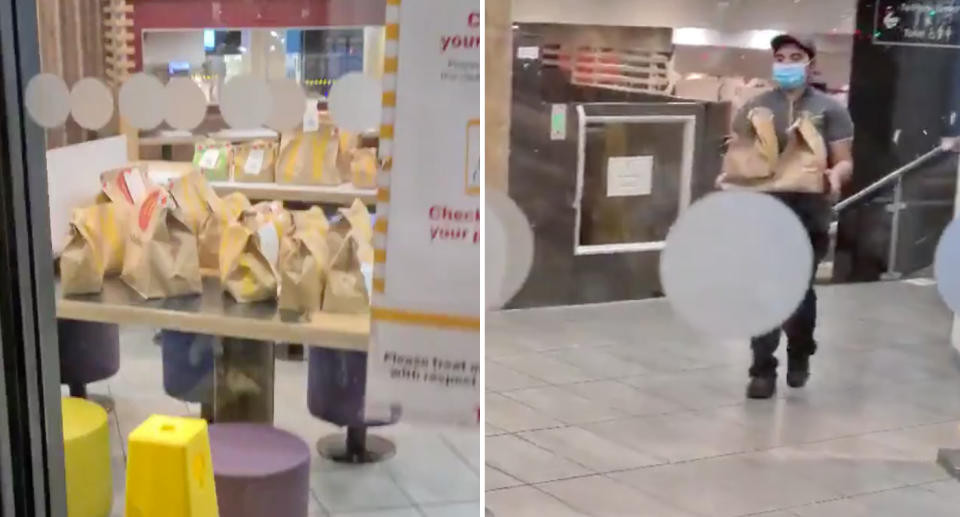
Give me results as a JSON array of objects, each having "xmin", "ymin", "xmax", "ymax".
[{"xmin": 57, "ymin": 277, "xmax": 370, "ymax": 422}]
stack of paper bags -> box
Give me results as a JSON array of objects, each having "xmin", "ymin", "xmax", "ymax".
[{"xmin": 60, "ymin": 166, "xmax": 148, "ymax": 295}]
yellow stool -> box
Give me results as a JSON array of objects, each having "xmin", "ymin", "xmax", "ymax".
[
  {"xmin": 62, "ymin": 397, "xmax": 112, "ymax": 517},
  {"xmin": 124, "ymin": 415, "xmax": 218, "ymax": 517}
]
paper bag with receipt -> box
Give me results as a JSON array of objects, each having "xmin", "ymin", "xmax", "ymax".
[
  {"xmin": 120, "ymin": 188, "xmax": 202, "ymax": 299},
  {"xmin": 219, "ymin": 208, "xmax": 285, "ymax": 303}
]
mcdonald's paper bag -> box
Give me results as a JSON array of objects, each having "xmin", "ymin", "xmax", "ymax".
[
  {"xmin": 60, "ymin": 203, "xmax": 127, "ymax": 294},
  {"xmin": 338, "ymin": 129, "xmax": 359, "ymax": 175},
  {"xmin": 276, "ymin": 127, "xmax": 341, "ymax": 186},
  {"xmin": 198, "ymin": 192, "xmax": 251, "ymax": 270},
  {"xmin": 192, "ymin": 140, "xmax": 232, "ymax": 182},
  {"xmin": 120, "ymin": 189, "xmax": 202, "ymax": 299},
  {"xmin": 332, "ymin": 198, "xmax": 374, "ymax": 265},
  {"xmin": 278, "ymin": 207, "xmax": 330, "ymax": 313},
  {"xmin": 721, "ymin": 107, "xmax": 778, "ymax": 185},
  {"xmin": 100, "ymin": 166, "xmax": 153, "ymax": 208},
  {"xmin": 350, "ymin": 148, "xmax": 378, "ymax": 189},
  {"xmin": 322, "ymin": 232, "xmax": 369, "ymax": 314},
  {"xmin": 219, "ymin": 211, "xmax": 281, "ymax": 303},
  {"xmin": 233, "ymin": 140, "xmax": 277, "ymax": 183},
  {"xmin": 768, "ymin": 114, "xmax": 828, "ymax": 194},
  {"xmin": 167, "ymin": 170, "xmax": 215, "ymax": 235}
]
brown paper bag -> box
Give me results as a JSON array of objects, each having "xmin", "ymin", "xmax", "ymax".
[
  {"xmin": 120, "ymin": 189, "xmax": 202, "ymax": 299},
  {"xmin": 219, "ymin": 211, "xmax": 282, "ymax": 303},
  {"xmin": 721, "ymin": 107, "xmax": 779, "ymax": 184},
  {"xmin": 767, "ymin": 114, "xmax": 828, "ymax": 193},
  {"xmin": 167, "ymin": 171, "xmax": 214, "ymax": 235},
  {"xmin": 198, "ymin": 192, "xmax": 251, "ymax": 270},
  {"xmin": 322, "ymin": 232, "xmax": 369, "ymax": 314},
  {"xmin": 60, "ymin": 213, "xmax": 103, "ymax": 295},
  {"xmin": 338, "ymin": 129, "xmax": 359, "ymax": 175},
  {"xmin": 233, "ymin": 140, "xmax": 277, "ymax": 183},
  {"xmin": 276, "ymin": 126, "xmax": 341, "ymax": 186},
  {"xmin": 60, "ymin": 203, "xmax": 126, "ymax": 294},
  {"xmin": 350, "ymin": 148, "xmax": 378, "ymax": 189},
  {"xmin": 332, "ymin": 199, "xmax": 374, "ymax": 265},
  {"xmin": 278, "ymin": 207, "xmax": 331, "ymax": 313}
]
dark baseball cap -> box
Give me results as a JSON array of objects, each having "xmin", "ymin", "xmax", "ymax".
[{"xmin": 771, "ymin": 34, "xmax": 817, "ymax": 59}]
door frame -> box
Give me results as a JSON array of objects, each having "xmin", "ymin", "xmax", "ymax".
[{"xmin": 0, "ymin": 0, "xmax": 68, "ymax": 515}]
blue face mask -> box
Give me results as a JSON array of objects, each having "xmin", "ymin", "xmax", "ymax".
[{"xmin": 772, "ymin": 62, "xmax": 808, "ymax": 90}]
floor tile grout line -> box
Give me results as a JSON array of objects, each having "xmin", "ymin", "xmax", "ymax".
[
  {"xmin": 486, "ymin": 412, "xmax": 960, "ymax": 489},
  {"xmin": 438, "ymin": 433, "xmax": 482, "ymax": 477}
]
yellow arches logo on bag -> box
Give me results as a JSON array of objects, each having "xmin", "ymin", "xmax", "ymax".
[
  {"xmin": 311, "ymin": 130, "xmax": 331, "ymax": 183},
  {"xmin": 277, "ymin": 126, "xmax": 341, "ymax": 186},
  {"xmin": 281, "ymin": 135, "xmax": 304, "ymax": 183}
]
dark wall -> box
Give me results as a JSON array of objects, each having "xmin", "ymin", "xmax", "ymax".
[
  {"xmin": 835, "ymin": 0, "xmax": 959, "ymax": 282},
  {"xmin": 506, "ymin": 26, "xmax": 728, "ymax": 308}
]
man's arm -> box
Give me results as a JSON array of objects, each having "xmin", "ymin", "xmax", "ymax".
[
  {"xmin": 827, "ymin": 139, "xmax": 853, "ymax": 195},
  {"xmin": 824, "ymin": 100, "xmax": 855, "ymax": 198}
]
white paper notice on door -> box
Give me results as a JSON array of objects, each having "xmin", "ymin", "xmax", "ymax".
[{"xmin": 607, "ymin": 156, "xmax": 654, "ymax": 197}]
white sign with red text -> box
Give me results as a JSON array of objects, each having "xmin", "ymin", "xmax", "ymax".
[{"xmin": 364, "ymin": 0, "xmax": 481, "ymax": 426}]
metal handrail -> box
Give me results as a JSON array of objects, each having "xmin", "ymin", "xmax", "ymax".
[{"xmin": 833, "ymin": 146, "xmax": 946, "ymax": 212}]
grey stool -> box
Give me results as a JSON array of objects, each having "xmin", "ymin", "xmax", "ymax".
[
  {"xmin": 308, "ymin": 348, "xmax": 400, "ymax": 463},
  {"xmin": 209, "ymin": 423, "xmax": 310, "ymax": 517},
  {"xmin": 58, "ymin": 319, "xmax": 120, "ymax": 399}
]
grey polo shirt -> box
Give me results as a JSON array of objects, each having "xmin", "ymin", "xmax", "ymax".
[{"xmin": 733, "ymin": 87, "xmax": 854, "ymax": 160}]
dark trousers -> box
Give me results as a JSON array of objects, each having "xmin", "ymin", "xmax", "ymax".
[{"xmin": 749, "ymin": 193, "xmax": 830, "ymax": 378}]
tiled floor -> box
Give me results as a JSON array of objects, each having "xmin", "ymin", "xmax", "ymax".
[
  {"xmin": 486, "ymin": 280, "xmax": 960, "ymax": 517},
  {"xmin": 74, "ymin": 327, "xmax": 481, "ymax": 517}
]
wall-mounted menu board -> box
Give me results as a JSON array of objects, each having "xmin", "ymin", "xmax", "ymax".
[{"xmin": 874, "ymin": 0, "xmax": 960, "ymax": 48}]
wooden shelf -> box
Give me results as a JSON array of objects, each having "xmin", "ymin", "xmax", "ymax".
[
  {"xmin": 57, "ymin": 278, "xmax": 369, "ymax": 351},
  {"xmin": 209, "ymin": 181, "xmax": 377, "ymax": 205},
  {"xmin": 140, "ymin": 129, "xmax": 279, "ymax": 146},
  {"xmin": 138, "ymin": 161, "xmax": 376, "ymax": 205}
]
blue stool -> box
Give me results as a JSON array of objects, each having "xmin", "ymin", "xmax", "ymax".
[
  {"xmin": 307, "ymin": 348, "xmax": 399, "ymax": 463},
  {"xmin": 160, "ymin": 330, "xmax": 215, "ymax": 418},
  {"xmin": 59, "ymin": 319, "xmax": 120, "ymax": 399}
]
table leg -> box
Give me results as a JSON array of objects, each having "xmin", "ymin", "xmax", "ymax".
[{"xmin": 213, "ymin": 337, "xmax": 274, "ymax": 423}]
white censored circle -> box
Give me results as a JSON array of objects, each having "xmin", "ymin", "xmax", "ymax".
[
  {"xmin": 486, "ymin": 190, "xmax": 535, "ymax": 310},
  {"xmin": 24, "ymin": 73, "xmax": 70, "ymax": 128},
  {"xmin": 164, "ymin": 77, "xmax": 207, "ymax": 130},
  {"xmin": 119, "ymin": 73, "xmax": 165, "ymax": 129},
  {"xmin": 660, "ymin": 191, "xmax": 813, "ymax": 338},
  {"xmin": 266, "ymin": 78, "xmax": 307, "ymax": 132},
  {"xmin": 69, "ymin": 78, "xmax": 114, "ymax": 130},
  {"xmin": 327, "ymin": 72, "xmax": 382, "ymax": 133},
  {"xmin": 220, "ymin": 75, "xmax": 271, "ymax": 129},
  {"xmin": 934, "ymin": 218, "xmax": 960, "ymax": 313}
]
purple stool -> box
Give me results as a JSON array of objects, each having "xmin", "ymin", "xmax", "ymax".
[
  {"xmin": 209, "ymin": 423, "xmax": 310, "ymax": 517},
  {"xmin": 58, "ymin": 319, "xmax": 120, "ymax": 399},
  {"xmin": 308, "ymin": 348, "xmax": 400, "ymax": 463}
]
